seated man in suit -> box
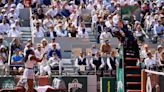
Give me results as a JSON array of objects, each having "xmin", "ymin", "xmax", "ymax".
[
  {"xmin": 75, "ymin": 52, "xmax": 90, "ymax": 75},
  {"xmin": 90, "ymin": 52, "xmax": 105, "ymax": 76}
]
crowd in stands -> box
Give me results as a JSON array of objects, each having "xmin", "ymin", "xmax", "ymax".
[{"xmin": 0, "ymin": 0, "xmax": 163, "ymax": 77}]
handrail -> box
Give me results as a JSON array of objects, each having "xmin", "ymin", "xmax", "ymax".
[{"xmin": 29, "ymin": 8, "xmax": 34, "ymax": 43}]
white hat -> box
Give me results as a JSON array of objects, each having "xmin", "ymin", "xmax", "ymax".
[
  {"xmin": 1, "ymin": 9, "xmax": 6, "ymax": 12},
  {"xmin": 4, "ymin": 14, "xmax": 7, "ymax": 17},
  {"xmin": 10, "ymin": 8, "xmax": 15, "ymax": 11},
  {"xmin": 11, "ymin": 4, "xmax": 16, "ymax": 8},
  {"xmin": 157, "ymin": 45, "xmax": 163, "ymax": 49},
  {"xmin": 0, "ymin": 45, "xmax": 5, "ymax": 49}
]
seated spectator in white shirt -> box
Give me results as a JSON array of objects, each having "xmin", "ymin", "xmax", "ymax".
[
  {"xmin": 48, "ymin": 38, "xmax": 61, "ymax": 50},
  {"xmin": 40, "ymin": 38, "xmax": 49, "ymax": 53},
  {"xmin": 90, "ymin": 44, "xmax": 99, "ymax": 56},
  {"xmin": 45, "ymin": 25, "xmax": 57, "ymax": 38},
  {"xmin": 15, "ymin": 19, "xmax": 21, "ymax": 32},
  {"xmin": 33, "ymin": 22, "xmax": 45, "ymax": 37},
  {"xmin": 43, "ymin": 13, "xmax": 54, "ymax": 30},
  {"xmin": 0, "ymin": 18, "xmax": 10, "ymax": 34},
  {"xmin": 8, "ymin": 25, "xmax": 21, "ymax": 37},
  {"xmin": 77, "ymin": 28, "xmax": 89, "ymax": 38},
  {"xmin": 75, "ymin": 52, "xmax": 90, "ymax": 74},
  {"xmin": 35, "ymin": 44, "xmax": 45, "ymax": 59},
  {"xmin": 47, "ymin": 5, "xmax": 58, "ymax": 18},
  {"xmin": 144, "ymin": 51, "xmax": 157, "ymax": 70},
  {"xmin": 43, "ymin": 52, "xmax": 61, "ymax": 75},
  {"xmin": 55, "ymin": 23, "xmax": 67, "ymax": 37},
  {"xmin": 100, "ymin": 26, "xmax": 112, "ymax": 43},
  {"xmin": 9, "ymin": 15, "xmax": 15, "ymax": 25},
  {"xmin": 8, "ymin": 8, "xmax": 18, "ymax": 20},
  {"xmin": 16, "ymin": 1, "xmax": 25, "ymax": 10}
]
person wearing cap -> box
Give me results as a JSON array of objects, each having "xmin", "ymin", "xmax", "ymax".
[
  {"xmin": 47, "ymin": 43, "xmax": 61, "ymax": 59},
  {"xmin": 90, "ymin": 52, "xmax": 105, "ymax": 76},
  {"xmin": 8, "ymin": 24, "xmax": 21, "ymax": 37},
  {"xmin": 0, "ymin": 18, "xmax": 10, "ymax": 34},
  {"xmin": 55, "ymin": 23, "xmax": 67, "ymax": 37},
  {"xmin": 100, "ymin": 39, "xmax": 112, "ymax": 55},
  {"xmin": 75, "ymin": 51, "xmax": 90, "ymax": 74},
  {"xmin": 11, "ymin": 49, "xmax": 24, "ymax": 73},
  {"xmin": 99, "ymin": 26, "xmax": 112, "ymax": 43},
  {"xmin": 8, "ymin": 8, "xmax": 18, "ymax": 20},
  {"xmin": 45, "ymin": 24, "xmax": 57, "ymax": 38},
  {"xmin": 144, "ymin": 51, "xmax": 157, "ymax": 70}
]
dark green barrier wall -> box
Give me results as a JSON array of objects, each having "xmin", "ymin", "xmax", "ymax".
[
  {"xmin": 100, "ymin": 77, "xmax": 116, "ymax": 92},
  {"xmin": 0, "ymin": 77, "xmax": 15, "ymax": 89}
]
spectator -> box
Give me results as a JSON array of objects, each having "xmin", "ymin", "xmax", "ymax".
[
  {"xmin": 35, "ymin": 44, "xmax": 45, "ymax": 59},
  {"xmin": 158, "ymin": 51, "xmax": 164, "ymax": 71},
  {"xmin": 33, "ymin": 22, "xmax": 45, "ymax": 37},
  {"xmin": 16, "ymin": 0, "xmax": 25, "ymax": 10},
  {"xmin": 56, "ymin": 23, "xmax": 67, "ymax": 37},
  {"xmin": 90, "ymin": 44, "xmax": 99, "ymax": 56},
  {"xmin": 36, "ymin": 8, "xmax": 44, "ymax": 20},
  {"xmin": 77, "ymin": 22, "xmax": 89, "ymax": 38},
  {"xmin": 144, "ymin": 51, "xmax": 157, "ymax": 70},
  {"xmin": 68, "ymin": 25, "xmax": 78, "ymax": 37},
  {"xmin": 0, "ymin": 35, "xmax": 8, "ymax": 47},
  {"xmin": 154, "ymin": 45, "xmax": 163, "ymax": 62},
  {"xmin": 48, "ymin": 38, "xmax": 61, "ymax": 50},
  {"xmin": 39, "ymin": 53, "xmax": 51, "ymax": 76},
  {"xmin": 90, "ymin": 52, "xmax": 105, "ymax": 76},
  {"xmin": 40, "ymin": 38, "xmax": 49, "ymax": 53},
  {"xmin": 8, "ymin": 25, "xmax": 21, "ymax": 37},
  {"xmin": 75, "ymin": 52, "xmax": 90, "ymax": 74},
  {"xmin": 106, "ymin": 50, "xmax": 118, "ymax": 76},
  {"xmin": 99, "ymin": 26, "xmax": 112, "ymax": 43},
  {"xmin": 0, "ymin": 18, "xmax": 10, "ymax": 34},
  {"xmin": 11, "ymin": 38, "xmax": 23, "ymax": 55},
  {"xmin": 47, "ymin": 52, "xmax": 61, "ymax": 74},
  {"xmin": 47, "ymin": 43, "xmax": 61, "ymax": 59},
  {"xmin": 43, "ymin": 13, "xmax": 54, "ymax": 30},
  {"xmin": 0, "ymin": 45, "xmax": 8, "ymax": 62},
  {"xmin": 45, "ymin": 24, "xmax": 57, "ymax": 38},
  {"xmin": 100, "ymin": 40, "xmax": 112, "ymax": 55},
  {"xmin": 11, "ymin": 49, "xmax": 24, "ymax": 74},
  {"xmin": 46, "ymin": 5, "xmax": 58, "ymax": 18},
  {"xmin": 140, "ymin": 44, "xmax": 149, "ymax": 60}
]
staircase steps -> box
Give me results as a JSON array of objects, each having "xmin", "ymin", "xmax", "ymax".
[{"xmin": 124, "ymin": 46, "xmax": 141, "ymax": 92}]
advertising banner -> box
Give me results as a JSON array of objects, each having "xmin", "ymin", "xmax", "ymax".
[
  {"xmin": 51, "ymin": 76, "xmax": 87, "ymax": 92},
  {"xmin": 0, "ymin": 77, "xmax": 15, "ymax": 89}
]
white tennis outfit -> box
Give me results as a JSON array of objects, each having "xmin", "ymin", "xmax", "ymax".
[{"xmin": 23, "ymin": 60, "xmax": 36, "ymax": 79}]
